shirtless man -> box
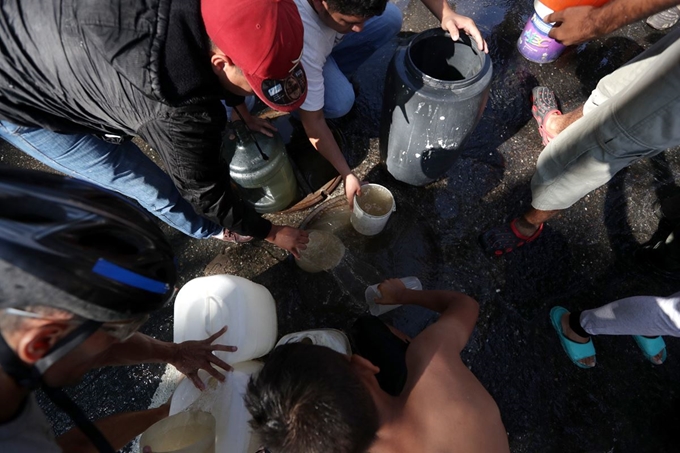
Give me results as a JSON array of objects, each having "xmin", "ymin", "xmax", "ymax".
[{"xmin": 245, "ymin": 279, "xmax": 509, "ymax": 453}]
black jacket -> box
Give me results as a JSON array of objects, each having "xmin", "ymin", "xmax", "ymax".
[{"xmin": 0, "ymin": 0, "xmax": 272, "ymax": 238}]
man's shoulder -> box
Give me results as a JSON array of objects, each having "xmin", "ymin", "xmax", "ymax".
[{"xmin": 293, "ymin": 0, "xmax": 338, "ymax": 43}]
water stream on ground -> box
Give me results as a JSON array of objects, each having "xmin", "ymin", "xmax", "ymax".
[{"xmin": 295, "ymin": 197, "xmax": 440, "ymax": 312}]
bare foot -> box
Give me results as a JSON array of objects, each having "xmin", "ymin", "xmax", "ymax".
[
  {"xmin": 544, "ymin": 108, "xmax": 584, "ymax": 137},
  {"xmin": 647, "ymin": 344, "xmax": 665, "ymax": 365},
  {"xmin": 542, "ymin": 111, "xmax": 563, "ymax": 137},
  {"xmin": 514, "ymin": 216, "xmax": 540, "ymax": 237},
  {"xmin": 560, "ymin": 313, "xmax": 596, "ymax": 367}
]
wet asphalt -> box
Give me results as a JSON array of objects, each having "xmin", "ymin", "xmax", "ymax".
[{"xmin": 3, "ymin": 1, "xmax": 680, "ymax": 452}]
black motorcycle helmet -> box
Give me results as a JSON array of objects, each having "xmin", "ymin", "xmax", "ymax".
[
  {"xmin": 0, "ymin": 167, "xmax": 179, "ymax": 452},
  {"xmin": 0, "ymin": 166, "xmax": 177, "ymax": 321}
]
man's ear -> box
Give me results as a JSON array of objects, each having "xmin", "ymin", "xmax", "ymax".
[
  {"xmin": 209, "ymin": 52, "xmax": 235, "ymax": 76},
  {"xmin": 316, "ymin": 0, "xmax": 328, "ymax": 13},
  {"xmin": 16, "ymin": 325, "xmax": 69, "ymax": 364}
]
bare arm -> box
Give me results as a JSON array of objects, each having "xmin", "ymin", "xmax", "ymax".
[
  {"xmin": 299, "ymin": 108, "xmax": 362, "ymax": 207},
  {"xmin": 547, "ymin": 0, "xmax": 680, "ymax": 45},
  {"xmin": 233, "ymin": 104, "xmax": 277, "ymax": 137},
  {"xmin": 93, "ymin": 328, "xmax": 236, "ymax": 390},
  {"xmin": 56, "ymin": 405, "xmax": 169, "ymax": 453},
  {"xmin": 418, "ymin": 0, "xmax": 488, "ymax": 52},
  {"xmin": 376, "ymin": 279, "xmax": 479, "ymax": 351}
]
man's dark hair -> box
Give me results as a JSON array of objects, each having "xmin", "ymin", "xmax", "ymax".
[
  {"xmin": 325, "ymin": 0, "xmax": 388, "ymax": 18},
  {"xmin": 245, "ymin": 343, "xmax": 380, "ymax": 453}
]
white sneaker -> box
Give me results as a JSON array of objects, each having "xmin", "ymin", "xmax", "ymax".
[{"xmin": 275, "ymin": 329, "xmax": 352, "ymax": 355}]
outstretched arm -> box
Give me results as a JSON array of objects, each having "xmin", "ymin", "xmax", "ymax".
[
  {"xmin": 376, "ymin": 279, "xmax": 479, "ymax": 352},
  {"xmin": 547, "ymin": 0, "xmax": 680, "ymax": 45},
  {"xmin": 93, "ymin": 327, "xmax": 235, "ymax": 390},
  {"xmin": 299, "ymin": 108, "xmax": 362, "ymax": 208},
  {"xmin": 419, "ymin": 0, "xmax": 488, "ymax": 52},
  {"xmin": 56, "ymin": 405, "xmax": 169, "ymax": 453}
]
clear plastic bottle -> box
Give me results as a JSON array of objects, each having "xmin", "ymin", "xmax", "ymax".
[{"xmin": 364, "ymin": 276, "xmax": 422, "ymax": 316}]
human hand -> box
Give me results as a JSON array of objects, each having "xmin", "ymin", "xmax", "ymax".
[
  {"xmin": 344, "ymin": 173, "xmax": 362, "ymax": 209},
  {"xmin": 244, "ymin": 115, "xmax": 278, "ymax": 137},
  {"xmin": 546, "ymin": 6, "xmax": 602, "ymax": 46},
  {"xmin": 375, "ymin": 279, "xmax": 407, "ymax": 305},
  {"xmin": 265, "ymin": 225, "xmax": 309, "ymax": 259},
  {"xmin": 171, "ymin": 326, "xmax": 237, "ymax": 390},
  {"xmin": 441, "ymin": 11, "xmax": 488, "ymax": 53}
]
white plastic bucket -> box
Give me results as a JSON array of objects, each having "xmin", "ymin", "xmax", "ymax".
[
  {"xmin": 350, "ymin": 184, "xmax": 396, "ymax": 236},
  {"xmin": 139, "ymin": 410, "xmax": 215, "ymax": 453},
  {"xmin": 173, "ymin": 275, "xmax": 277, "ymax": 365},
  {"xmin": 169, "ymin": 362, "xmax": 265, "ymax": 453},
  {"xmin": 276, "ymin": 329, "xmax": 352, "ymax": 355}
]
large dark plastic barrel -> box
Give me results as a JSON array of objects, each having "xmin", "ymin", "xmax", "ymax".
[{"xmin": 379, "ymin": 29, "xmax": 493, "ymax": 186}]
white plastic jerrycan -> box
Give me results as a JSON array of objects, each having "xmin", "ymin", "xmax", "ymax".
[
  {"xmin": 174, "ymin": 275, "xmax": 278, "ymax": 365},
  {"xmin": 170, "ymin": 362, "xmax": 266, "ymax": 453}
]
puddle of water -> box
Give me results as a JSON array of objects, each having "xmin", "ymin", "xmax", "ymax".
[{"xmin": 297, "ymin": 197, "xmax": 440, "ymax": 311}]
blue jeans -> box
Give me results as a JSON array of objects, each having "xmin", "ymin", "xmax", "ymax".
[
  {"xmin": 0, "ymin": 121, "xmax": 223, "ymax": 239},
  {"xmin": 322, "ymin": 3, "xmax": 403, "ymax": 118}
]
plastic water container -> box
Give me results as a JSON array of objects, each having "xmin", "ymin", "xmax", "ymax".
[
  {"xmin": 173, "ymin": 275, "xmax": 278, "ymax": 365},
  {"xmin": 364, "ymin": 277, "xmax": 422, "ymax": 316},
  {"xmin": 517, "ymin": 1, "xmax": 565, "ymax": 63},
  {"xmin": 540, "ymin": 0, "xmax": 609, "ymax": 10},
  {"xmin": 222, "ymin": 122, "xmax": 298, "ymax": 213},
  {"xmin": 379, "ymin": 29, "xmax": 492, "ymax": 186},
  {"xmin": 276, "ymin": 329, "xmax": 352, "ymax": 355},
  {"xmin": 170, "ymin": 362, "xmax": 265, "ymax": 453},
  {"xmin": 295, "ymin": 229, "xmax": 345, "ymax": 273},
  {"xmin": 518, "ymin": 0, "xmax": 610, "ymax": 63},
  {"xmin": 139, "ymin": 410, "xmax": 215, "ymax": 453},
  {"xmin": 350, "ymin": 184, "xmax": 396, "ymax": 236}
]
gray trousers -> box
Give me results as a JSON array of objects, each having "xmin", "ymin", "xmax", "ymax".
[
  {"xmin": 580, "ymin": 291, "xmax": 680, "ymax": 337},
  {"xmin": 531, "ymin": 27, "xmax": 680, "ymax": 210}
]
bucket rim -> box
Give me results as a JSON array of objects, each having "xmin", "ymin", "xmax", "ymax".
[
  {"xmin": 405, "ymin": 28, "xmax": 491, "ymax": 89},
  {"xmin": 352, "ymin": 183, "xmax": 396, "ymax": 219}
]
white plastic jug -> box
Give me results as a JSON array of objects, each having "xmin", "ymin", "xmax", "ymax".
[
  {"xmin": 365, "ymin": 276, "xmax": 422, "ymax": 316},
  {"xmin": 170, "ymin": 362, "xmax": 265, "ymax": 453},
  {"xmin": 350, "ymin": 184, "xmax": 396, "ymax": 236},
  {"xmin": 173, "ymin": 275, "xmax": 278, "ymax": 365},
  {"xmin": 139, "ymin": 410, "xmax": 216, "ymax": 453}
]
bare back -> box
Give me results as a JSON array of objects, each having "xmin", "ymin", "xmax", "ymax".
[{"xmin": 371, "ymin": 311, "xmax": 510, "ymax": 453}]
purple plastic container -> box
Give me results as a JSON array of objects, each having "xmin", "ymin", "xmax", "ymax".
[{"xmin": 517, "ymin": 13, "xmax": 566, "ymax": 63}]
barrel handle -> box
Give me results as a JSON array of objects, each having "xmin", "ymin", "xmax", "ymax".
[{"xmin": 205, "ymin": 295, "xmax": 228, "ymax": 337}]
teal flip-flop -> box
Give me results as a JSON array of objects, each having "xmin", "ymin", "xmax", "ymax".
[
  {"xmin": 550, "ymin": 306, "xmax": 596, "ymax": 369},
  {"xmin": 633, "ymin": 335, "xmax": 667, "ymax": 365}
]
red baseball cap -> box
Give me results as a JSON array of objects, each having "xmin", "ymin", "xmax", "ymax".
[{"xmin": 202, "ymin": 0, "xmax": 307, "ymax": 112}]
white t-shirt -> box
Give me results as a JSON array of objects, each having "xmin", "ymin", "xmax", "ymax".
[
  {"xmin": 0, "ymin": 394, "xmax": 62, "ymax": 453},
  {"xmin": 294, "ymin": 0, "xmax": 345, "ymax": 112}
]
